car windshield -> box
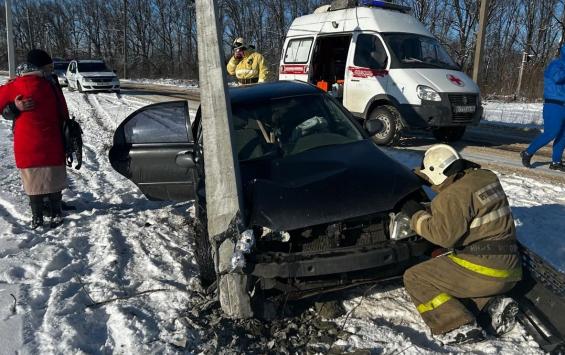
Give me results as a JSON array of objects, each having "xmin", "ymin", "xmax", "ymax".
[
  {"xmin": 383, "ymin": 33, "xmax": 459, "ymax": 70},
  {"xmin": 54, "ymin": 62, "xmax": 69, "ymax": 71},
  {"xmin": 230, "ymin": 94, "xmax": 364, "ymax": 160},
  {"xmin": 78, "ymin": 62, "xmax": 110, "ymax": 72}
]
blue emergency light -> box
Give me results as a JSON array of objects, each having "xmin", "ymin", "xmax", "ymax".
[{"xmin": 359, "ymin": 0, "xmax": 411, "ymax": 13}]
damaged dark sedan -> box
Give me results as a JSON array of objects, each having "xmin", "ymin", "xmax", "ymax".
[{"xmin": 109, "ymin": 81, "xmax": 432, "ymax": 316}]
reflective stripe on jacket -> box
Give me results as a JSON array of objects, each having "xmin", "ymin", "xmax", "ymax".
[
  {"xmin": 410, "ymin": 168, "xmax": 522, "ymax": 281},
  {"xmin": 227, "ymin": 50, "xmax": 268, "ymax": 83}
]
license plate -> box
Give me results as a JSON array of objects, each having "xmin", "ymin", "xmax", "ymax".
[{"xmin": 454, "ymin": 106, "xmax": 476, "ymax": 113}]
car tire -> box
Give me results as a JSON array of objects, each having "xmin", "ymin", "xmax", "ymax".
[
  {"xmin": 193, "ymin": 197, "xmax": 216, "ymax": 287},
  {"xmin": 77, "ymin": 82, "xmax": 83, "ymax": 93},
  {"xmin": 367, "ymin": 105, "xmax": 402, "ymax": 146},
  {"xmin": 432, "ymin": 126, "xmax": 466, "ymax": 142}
]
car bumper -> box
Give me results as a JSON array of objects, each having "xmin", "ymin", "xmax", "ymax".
[
  {"xmin": 81, "ymin": 82, "xmax": 120, "ymax": 91},
  {"xmin": 398, "ymin": 93, "xmax": 483, "ymax": 129},
  {"xmin": 248, "ymin": 239, "xmax": 431, "ymax": 297}
]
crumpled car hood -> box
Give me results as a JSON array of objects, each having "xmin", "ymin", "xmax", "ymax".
[{"xmin": 247, "ymin": 140, "xmax": 421, "ymax": 231}]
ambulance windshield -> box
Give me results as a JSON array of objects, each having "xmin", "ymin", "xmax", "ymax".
[{"xmin": 383, "ymin": 33, "xmax": 459, "ymax": 70}]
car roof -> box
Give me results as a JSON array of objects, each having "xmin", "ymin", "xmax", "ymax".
[{"xmin": 229, "ymin": 80, "xmax": 322, "ymax": 104}]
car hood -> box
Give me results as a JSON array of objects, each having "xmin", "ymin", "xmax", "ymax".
[
  {"xmin": 80, "ymin": 72, "xmax": 117, "ymax": 78},
  {"xmin": 247, "ymin": 140, "xmax": 422, "ymax": 231}
]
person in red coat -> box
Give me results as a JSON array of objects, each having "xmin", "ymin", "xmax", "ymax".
[{"xmin": 0, "ymin": 49, "xmax": 69, "ymax": 229}]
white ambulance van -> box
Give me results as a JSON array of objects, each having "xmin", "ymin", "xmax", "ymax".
[{"xmin": 279, "ymin": 0, "xmax": 483, "ymax": 145}]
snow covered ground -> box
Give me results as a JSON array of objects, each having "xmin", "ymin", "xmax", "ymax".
[
  {"xmin": 482, "ymin": 101, "xmax": 543, "ymax": 130},
  {"xmin": 0, "ymin": 78, "xmax": 560, "ymax": 353}
]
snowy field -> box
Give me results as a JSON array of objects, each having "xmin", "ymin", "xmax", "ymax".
[
  {"xmin": 0, "ymin": 79, "xmax": 562, "ymax": 353},
  {"xmin": 482, "ymin": 101, "xmax": 543, "ymax": 130}
]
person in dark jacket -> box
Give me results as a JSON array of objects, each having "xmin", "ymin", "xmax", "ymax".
[
  {"xmin": 0, "ymin": 49, "xmax": 69, "ymax": 229},
  {"xmin": 402, "ymin": 144, "xmax": 521, "ymax": 345},
  {"xmin": 521, "ymin": 45, "xmax": 565, "ymax": 171}
]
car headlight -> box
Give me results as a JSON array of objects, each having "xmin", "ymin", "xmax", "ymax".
[
  {"xmin": 417, "ymin": 85, "xmax": 442, "ymax": 102},
  {"xmin": 389, "ymin": 212, "xmax": 417, "ymax": 240}
]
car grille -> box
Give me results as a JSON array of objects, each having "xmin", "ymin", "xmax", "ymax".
[
  {"xmin": 90, "ymin": 77, "xmax": 114, "ymax": 83},
  {"xmin": 448, "ymin": 94, "xmax": 478, "ymax": 124},
  {"xmin": 521, "ymin": 246, "xmax": 565, "ymax": 297}
]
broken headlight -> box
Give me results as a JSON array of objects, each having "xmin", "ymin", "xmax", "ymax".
[
  {"xmin": 230, "ymin": 229, "xmax": 256, "ymax": 272},
  {"xmin": 388, "ymin": 212, "xmax": 417, "ymax": 241}
]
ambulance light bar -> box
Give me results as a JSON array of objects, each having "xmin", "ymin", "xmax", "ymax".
[{"xmin": 359, "ymin": 0, "xmax": 411, "ymax": 13}]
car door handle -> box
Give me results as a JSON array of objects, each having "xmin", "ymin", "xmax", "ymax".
[
  {"xmin": 351, "ymin": 79, "xmax": 360, "ymax": 82},
  {"xmin": 175, "ymin": 151, "xmax": 196, "ymax": 169}
]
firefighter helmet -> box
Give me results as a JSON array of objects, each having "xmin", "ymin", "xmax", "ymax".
[
  {"xmin": 418, "ymin": 144, "xmax": 461, "ymax": 186},
  {"xmin": 233, "ymin": 37, "xmax": 246, "ymax": 49}
]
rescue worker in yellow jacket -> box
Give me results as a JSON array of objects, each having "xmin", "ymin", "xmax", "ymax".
[
  {"xmin": 401, "ymin": 144, "xmax": 522, "ymax": 345},
  {"xmin": 227, "ymin": 38, "xmax": 268, "ymax": 84}
]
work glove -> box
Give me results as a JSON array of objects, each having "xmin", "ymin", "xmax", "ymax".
[{"xmin": 401, "ymin": 200, "xmax": 425, "ymax": 218}]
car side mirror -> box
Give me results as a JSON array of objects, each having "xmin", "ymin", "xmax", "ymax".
[
  {"xmin": 365, "ymin": 119, "xmax": 384, "ymax": 136},
  {"xmin": 175, "ymin": 151, "xmax": 196, "ymax": 168},
  {"xmin": 113, "ymin": 69, "xmax": 117, "ymax": 74}
]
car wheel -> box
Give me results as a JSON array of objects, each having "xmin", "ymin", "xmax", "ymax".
[
  {"xmin": 193, "ymin": 197, "xmax": 216, "ymax": 287},
  {"xmin": 77, "ymin": 82, "xmax": 83, "ymax": 93},
  {"xmin": 367, "ymin": 105, "xmax": 402, "ymax": 146},
  {"xmin": 432, "ymin": 126, "xmax": 466, "ymax": 142}
]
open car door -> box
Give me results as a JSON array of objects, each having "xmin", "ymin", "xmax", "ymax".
[{"xmin": 109, "ymin": 100, "xmax": 197, "ymax": 201}]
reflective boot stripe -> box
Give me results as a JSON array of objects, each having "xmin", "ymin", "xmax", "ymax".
[
  {"xmin": 470, "ymin": 205, "xmax": 511, "ymax": 229},
  {"xmin": 448, "ymin": 254, "xmax": 522, "ymax": 279},
  {"xmin": 417, "ymin": 293, "xmax": 452, "ymax": 314}
]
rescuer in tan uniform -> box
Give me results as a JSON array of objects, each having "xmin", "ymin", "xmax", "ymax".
[
  {"xmin": 227, "ymin": 38, "xmax": 269, "ymax": 84},
  {"xmin": 401, "ymin": 144, "xmax": 522, "ymax": 345}
]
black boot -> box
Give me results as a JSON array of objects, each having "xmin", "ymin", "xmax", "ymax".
[
  {"xmin": 520, "ymin": 150, "xmax": 532, "ymax": 168},
  {"xmin": 47, "ymin": 192, "xmax": 64, "ymax": 228},
  {"xmin": 549, "ymin": 161, "xmax": 565, "ymax": 172},
  {"xmin": 29, "ymin": 195, "xmax": 44, "ymax": 229}
]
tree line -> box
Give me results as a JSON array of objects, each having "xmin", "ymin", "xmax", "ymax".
[{"xmin": 0, "ymin": 0, "xmax": 563, "ymax": 99}]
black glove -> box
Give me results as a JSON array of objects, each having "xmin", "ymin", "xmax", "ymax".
[{"xmin": 401, "ymin": 200, "xmax": 425, "ymax": 218}]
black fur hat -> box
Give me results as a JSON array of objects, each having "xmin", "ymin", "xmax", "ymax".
[{"xmin": 26, "ymin": 49, "xmax": 52, "ymax": 68}]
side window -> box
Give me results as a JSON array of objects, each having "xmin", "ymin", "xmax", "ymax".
[
  {"xmin": 124, "ymin": 101, "xmax": 191, "ymax": 144},
  {"xmin": 354, "ymin": 34, "xmax": 388, "ymax": 69},
  {"xmin": 284, "ymin": 38, "xmax": 314, "ymax": 64}
]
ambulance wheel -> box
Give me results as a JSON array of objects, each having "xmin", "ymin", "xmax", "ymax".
[
  {"xmin": 367, "ymin": 105, "xmax": 402, "ymax": 146},
  {"xmin": 432, "ymin": 126, "xmax": 466, "ymax": 142}
]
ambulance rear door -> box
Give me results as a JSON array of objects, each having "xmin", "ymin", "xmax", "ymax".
[
  {"xmin": 344, "ymin": 32, "xmax": 390, "ymax": 116},
  {"xmin": 279, "ymin": 36, "xmax": 315, "ymax": 82}
]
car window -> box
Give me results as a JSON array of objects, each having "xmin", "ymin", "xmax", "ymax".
[
  {"xmin": 284, "ymin": 38, "xmax": 314, "ymax": 64},
  {"xmin": 124, "ymin": 102, "xmax": 191, "ymax": 144},
  {"xmin": 354, "ymin": 34, "xmax": 388, "ymax": 69},
  {"xmin": 78, "ymin": 62, "xmax": 110, "ymax": 72},
  {"xmin": 231, "ymin": 94, "xmax": 363, "ymax": 158}
]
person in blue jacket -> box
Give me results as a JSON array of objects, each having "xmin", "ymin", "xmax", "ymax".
[{"xmin": 521, "ymin": 46, "xmax": 565, "ymax": 171}]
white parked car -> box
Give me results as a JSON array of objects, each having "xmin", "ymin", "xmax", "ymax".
[{"xmin": 66, "ymin": 60, "xmax": 120, "ymax": 93}]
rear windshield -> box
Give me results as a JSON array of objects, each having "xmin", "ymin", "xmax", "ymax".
[
  {"xmin": 383, "ymin": 33, "xmax": 459, "ymax": 70},
  {"xmin": 230, "ymin": 94, "xmax": 363, "ymax": 160},
  {"xmin": 78, "ymin": 62, "xmax": 110, "ymax": 72}
]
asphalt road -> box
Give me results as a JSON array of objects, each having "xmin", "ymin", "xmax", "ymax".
[{"xmin": 118, "ymin": 81, "xmax": 565, "ymax": 184}]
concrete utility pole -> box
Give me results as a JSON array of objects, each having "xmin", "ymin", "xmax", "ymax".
[
  {"xmin": 5, "ymin": 0, "xmax": 15, "ymax": 78},
  {"xmin": 195, "ymin": 0, "xmax": 251, "ymax": 318},
  {"xmin": 472, "ymin": 0, "xmax": 490, "ymax": 84},
  {"xmin": 123, "ymin": 0, "xmax": 127, "ymax": 79}
]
